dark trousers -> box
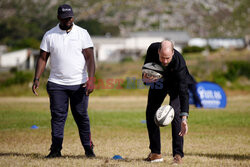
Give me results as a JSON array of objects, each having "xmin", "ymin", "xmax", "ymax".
[
  {"xmin": 146, "ymin": 86, "xmax": 184, "ymax": 157},
  {"xmin": 46, "ymin": 81, "xmax": 93, "ymax": 151}
]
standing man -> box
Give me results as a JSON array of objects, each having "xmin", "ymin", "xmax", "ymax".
[
  {"xmin": 32, "ymin": 4, "xmax": 96, "ymax": 158},
  {"xmin": 143, "ymin": 40, "xmax": 190, "ymax": 164}
]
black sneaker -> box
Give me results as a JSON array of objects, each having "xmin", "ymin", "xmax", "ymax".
[
  {"xmin": 45, "ymin": 150, "xmax": 62, "ymax": 158},
  {"xmin": 84, "ymin": 144, "xmax": 96, "ymax": 158}
]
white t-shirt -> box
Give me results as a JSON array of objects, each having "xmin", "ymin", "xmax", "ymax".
[{"xmin": 40, "ymin": 23, "xmax": 93, "ymax": 85}]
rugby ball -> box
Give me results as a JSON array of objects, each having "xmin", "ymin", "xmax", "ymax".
[
  {"xmin": 142, "ymin": 62, "xmax": 164, "ymax": 79},
  {"xmin": 154, "ymin": 105, "xmax": 175, "ymax": 127}
]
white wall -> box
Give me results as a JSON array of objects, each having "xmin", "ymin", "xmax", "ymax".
[
  {"xmin": 97, "ymin": 44, "xmax": 124, "ymax": 62},
  {"xmin": 188, "ymin": 38, "xmax": 207, "ymax": 47},
  {"xmin": 208, "ymin": 38, "xmax": 245, "ymax": 49},
  {"xmin": 188, "ymin": 38, "xmax": 245, "ymax": 49},
  {"xmin": 125, "ymin": 37, "xmax": 164, "ymax": 50},
  {"xmin": 0, "ymin": 49, "xmax": 28, "ymax": 67}
]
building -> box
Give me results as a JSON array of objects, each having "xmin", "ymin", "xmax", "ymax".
[
  {"xmin": 188, "ymin": 38, "xmax": 246, "ymax": 49},
  {"xmin": 207, "ymin": 38, "xmax": 245, "ymax": 49},
  {"xmin": 0, "ymin": 49, "xmax": 39, "ymax": 71},
  {"xmin": 93, "ymin": 31, "xmax": 190, "ymax": 62}
]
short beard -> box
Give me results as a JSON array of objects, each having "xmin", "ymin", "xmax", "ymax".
[
  {"xmin": 161, "ymin": 62, "xmax": 169, "ymax": 67},
  {"xmin": 59, "ymin": 24, "xmax": 73, "ymax": 31}
]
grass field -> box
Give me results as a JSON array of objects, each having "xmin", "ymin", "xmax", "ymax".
[{"xmin": 0, "ymin": 94, "xmax": 250, "ymax": 167}]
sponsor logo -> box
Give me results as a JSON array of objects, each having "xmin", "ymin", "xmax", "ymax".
[
  {"xmin": 62, "ymin": 8, "xmax": 71, "ymax": 12},
  {"xmin": 198, "ymin": 86, "xmax": 222, "ymax": 100},
  {"xmin": 196, "ymin": 82, "xmax": 227, "ymax": 108}
]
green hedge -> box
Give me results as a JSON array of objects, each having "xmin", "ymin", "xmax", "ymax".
[
  {"xmin": 0, "ymin": 71, "xmax": 33, "ymax": 88},
  {"xmin": 212, "ymin": 60, "xmax": 250, "ymax": 87},
  {"xmin": 225, "ymin": 61, "xmax": 250, "ymax": 81},
  {"xmin": 183, "ymin": 46, "xmax": 206, "ymax": 53}
]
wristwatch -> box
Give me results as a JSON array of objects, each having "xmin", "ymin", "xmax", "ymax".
[
  {"xmin": 33, "ymin": 78, "xmax": 39, "ymax": 82},
  {"xmin": 182, "ymin": 118, "xmax": 187, "ymax": 122}
]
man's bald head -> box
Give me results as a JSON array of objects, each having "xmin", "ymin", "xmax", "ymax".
[
  {"xmin": 159, "ymin": 40, "xmax": 174, "ymax": 52},
  {"xmin": 158, "ymin": 40, "xmax": 174, "ymax": 66}
]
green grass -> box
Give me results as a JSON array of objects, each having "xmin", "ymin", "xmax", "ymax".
[
  {"xmin": 190, "ymin": 109, "xmax": 250, "ymax": 127},
  {"xmin": 1, "ymin": 96, "xmax": 250, "ymax": 131},
  {"xmin": 0, "ymin": 104, "xmax": 146, "ymax": 131},
  {"xmin": 1, "ymin": 106, "xmax": 249, "ymax": 131},
  {"xmin": 0, "ymin": 95, "xmax": 250, "ymax": 166}
]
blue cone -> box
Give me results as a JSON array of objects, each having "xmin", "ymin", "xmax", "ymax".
[
  {"xmin": 31, "ymin": 125, "xmax": 38, "ymax": 129},
  {"xmin": 112, "ymin": 155, "xmax": 123, "ymax": 160}
]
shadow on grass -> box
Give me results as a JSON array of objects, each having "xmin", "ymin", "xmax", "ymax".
[
  {"xmin": 0, "ymin": 151, "xmax": 145, "ymax": 162},
  {"xmin": 3, "ymin": 152, "xmax": 248, "ymax": 162},
  {"xmin": 187, "ymin": 152, "xmax": 250, "ymax": 160},
  {"xmin": 0, "ymin": 152, "xmax": 89, "ymax": 159},
  {"xmin": 64, "ymin": 155, "xmax": 145, "ymax": 162},
  {"xmin": 0, "ymin": 152, "xmax": 44, "ymax": 159}
]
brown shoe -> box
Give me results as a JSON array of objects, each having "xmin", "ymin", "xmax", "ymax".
[
  {"xmin": 144, "ymin": 153, "xmax": 163, "ymax": 162},
  {"xmin": 173, "ymin": 154, "xmax": 182, "ymax": 164}
]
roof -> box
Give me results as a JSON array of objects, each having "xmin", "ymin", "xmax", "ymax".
[
  {"xmin": 92, "ymin": 37, "xmax": 126, "ymax": 45},
  {"xmin": 130, "ymin": 31, "xmax": 190, "ymax": 43}
]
